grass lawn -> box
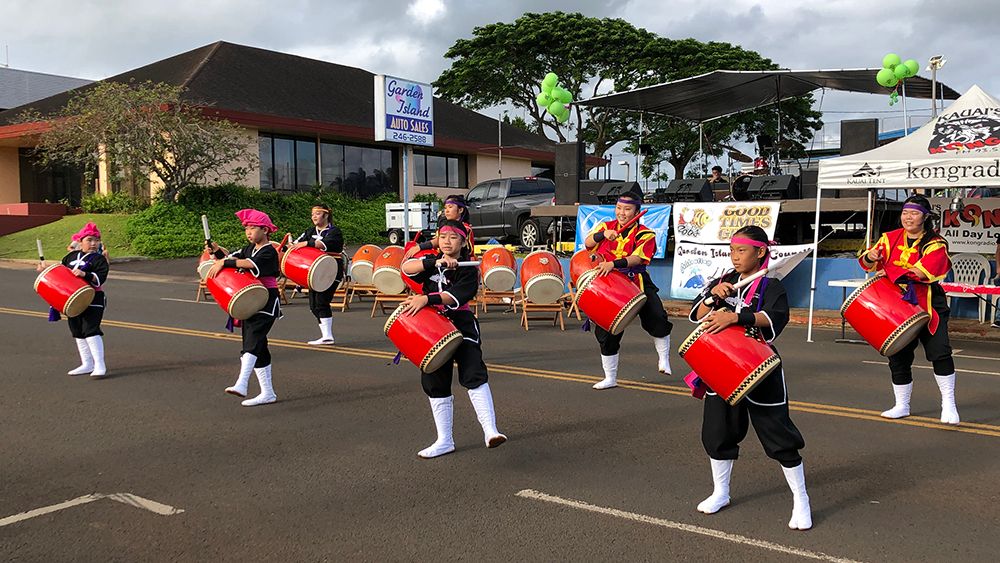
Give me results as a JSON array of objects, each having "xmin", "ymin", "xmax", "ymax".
[{"xmin": 0, "ymin": 214, "xmax": 138, "ymax": 260}]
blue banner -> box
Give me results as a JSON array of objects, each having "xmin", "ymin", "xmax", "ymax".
[{"xmin": 574, "ymin": 204, "xmax": 671, "ymax": 259}]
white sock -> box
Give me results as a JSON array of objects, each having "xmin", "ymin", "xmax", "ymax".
[
  {"xmin": 226, "ymin": 353, "xmax": 257, "ymax": 397},
  {"xmin": 654, "ymin": 336, "xmax": 672, "ymax": 375},
  {"xmin": 242, "ymin": 364, "xmax": 277, "ymax": 406},
  {"xmin": 781, "ymin": 463, "xmax": 812, "ymax": 530},
  {"xmin": 697, "ymin": 458, "xmax": 733, "ymax": 514},
  {"xmin": 418, "ymin": 396, "xmax": 455, "ymax": 458},
  {"xmin": 68, "ymin": 338, "xmax": 94, "ymax": 375},
  {"xmin": 880, "ymin": 382, "xmax": 912, "ymax": 419},
  {"xmin": 935, "ymin": 373, "xmax": 960, "ymax": 424},
  {"xmin": 85, "ymin": 336, "xmax": 106, "ymax": 378},
  {"xmin": 593, "ymin": 354, "xmax": 618, "ymax": 390},
  {"xmin": 468, "ymin": 383, "xmax": 507, "ymax": 448}
]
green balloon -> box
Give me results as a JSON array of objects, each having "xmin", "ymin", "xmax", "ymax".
[
  {"xmin": 541, "ymin": 81, "xmax": 554, "ymax": 95},
  {"xmin": 903, "ymin": 59, "xmax": 919, "ymax": 77},
  {"xmin": 885, "ymin": 75, "xmax": 899, "ymax": 88},
  {"xmin": 547, "ymin": 101, "xmax": 565, "ymax": 115},
  {"xmin": 556, "ymin": 88, "xmax": 572, "ymax": 104},
  {"xmin": 882, "ymin": 53, "xmax": 901, "ymax": 69},
  {"xmin": 893, "ymin": 64, "xmax": 908, "ymax": 80},
  {"xmin": 543, "ymin": 72, "xmax": 558, "ymax": 87},
  {"xmin": 876, "ymin": 68, "xmax": 895, "ymax": 87},
  {"xmin": 536, "ymin": 93, "xmax": 552, "ymax": 107},
  {"xmin": 556, "ymin": 111, "xmax": 569, "ymax": 124}
]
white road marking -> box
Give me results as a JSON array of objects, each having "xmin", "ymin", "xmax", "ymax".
[
  {"xmin": 515, "ymin": 489, "xmax": 864, "ymax": 563},
  {"xmin": 0, "ymin": 493, "xmax": 184, "ymax": 527},
  {"xmin": 159, "ymin": 298, "xmax": 215, "ymax": 305},
  {"xmin": 954, "ymin": 353, "xmax": 1000, "ymax": 361},
  {"xmin": 861, "ymin": 360, "xmax": 1000, "ymax": 377}
]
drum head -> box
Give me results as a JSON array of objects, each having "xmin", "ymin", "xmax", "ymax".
[
  {"xmin": 373, "ymin": 267, "xmax": 406, "ymax": 294},
  {"xmin": 880, "ymin": 312, "xmax": 930, "ymax": 356},
  {"xmin": 422, "ymin": 331, "xmax": 464, "ymax": 373},
  {"xmin": 307, "ymin": 255, "xmax": 339, "ymax": 292},
  {"xmin": 608, "ymin": 293, "xmax": 647, "ymax": 335},
  {"xmin": 483, "ymin": 267, "xmax": 516, "ymax": 292},
  {"xmin": 525, "ymin": 273, "xmax": 564, "ymax": 304},
  {"xmin": 63, "ymin": 286, "xmax": 95, "ymax": 318},
  {"xmin": 197, "ymin": 260, "xmax": 215, "ymax": 281},
  {"xmin": 228, "ymin": 284, "xmax": 269, "ymax": 320},
  {"xmin": 731, "ymin": 175, "xmax": 752, "ymax": 201},
  {"xmin": 350, "ymin": 262, "xmax": 374, "ymax": 285}
]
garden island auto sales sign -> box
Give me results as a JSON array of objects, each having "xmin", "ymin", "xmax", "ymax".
[{"xmin": 374, "ymin": 75, "xmax": 434, "ymax": 147}]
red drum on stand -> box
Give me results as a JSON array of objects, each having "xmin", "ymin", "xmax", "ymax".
[
  {"xmin": 206, "ymin": 268, "xmax": 269, "ymax": 320},
  {"xmin": 574, "ymin": 270, "xmax": 646, "ymax": 335},
  {"xmin": 384, "ymin": 304, "xmax": 463, "ymax": 373},
  {"xmin": 197, "ymin": 249, "xmax": 215, "ymax": 281},
  {"xmin": 402, "ymin": 241, "xmax": 436, "ymax": 294},
  {"xmin": 840, "ymin": 276, "xmax": 930, "ymax": 356},
  {"xmin": 373, "ymin": 246, "xmax": 407, "ymax": 294},
  {"xmin": 569, "ymin": 249, "xmax": 601, "ymax": 286},
  {"xmin": 480, "ymin": 247, "xmax": 516, "ymax": 292},
  {"xmin": 350, "ymin": 244, "xmax": 381, "ymax": 285},
  {"xmin": 34, "ymin": 264, "xmax": 95, "ymax": 317},
  {"xmin": 679, "ymin": 324, "xmax": 781, "ymax": 405},
  {"xmin": 519, "ymin": 250, "xmax": 564, "ymax": 304},
  {"xmin": 280, "ymin": 245, "xmax": 339, "ymax": 292}
]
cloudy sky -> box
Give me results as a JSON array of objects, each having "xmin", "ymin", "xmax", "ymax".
[{"xmin": 2, "ymin": 0, "xmax": 995, "ymax": 168}]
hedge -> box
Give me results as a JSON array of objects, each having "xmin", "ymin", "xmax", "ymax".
[{"xmin": 125, "ymin": 184, "xmax": 397, "ymax": 258}]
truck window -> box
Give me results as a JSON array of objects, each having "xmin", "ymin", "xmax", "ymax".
[
  {"xmin": 467, "ymin": 185, "xmax": 487, "ymax": 202},
  {"xmin": 509, "ymin": 179, "xmax": 555, "ymax": 196},
  {"xmin": 486, "ymin": 181, "xmax": 502, "ymax": 200}
]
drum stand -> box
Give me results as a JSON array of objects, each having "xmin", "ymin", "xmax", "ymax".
[
  {"xmin": 477, "ymin": 288, "xmax": 518, "ymax": 315},
  {"xmin": 371, "ymin": 291, "xmax": 409, "ymax": 318},
  {"xmin": 519, "ymin": 288, "xmax": 566, "ymax": 331}
]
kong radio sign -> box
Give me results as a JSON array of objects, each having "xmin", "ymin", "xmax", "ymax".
[
  {"xmin": 374, "ymin": 75, "xmax": 434, "ymax": 147},
  {"xmin": 931, "ymin": 197, "xmax": 1000, "ymax": 253}
]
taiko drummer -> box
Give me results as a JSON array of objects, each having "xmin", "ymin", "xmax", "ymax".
[
  {"xmin": 689, "ymin": 225, "xmax": 811, "ymax": 531},
  {"xmin": 400, "ymin": 219, "xmax": 506, "ymax": 458},
  {"xmin": 404, "ymin": 194, "xmax": 475, "ymax": 259},
  {"xmin": 206, "ymin": 209, "xmax": 281, "ymax": 407},
  {"xmin": 290, "ymin": 204, "xmax": 345, "ymax": 346}
]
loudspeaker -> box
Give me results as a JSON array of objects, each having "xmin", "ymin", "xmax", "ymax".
[
  {"xmin": 578, "ymin": 180, "xmax": 606, "ymax": 204},
  {"xmin": 747, "ymin": 175, "xmax": 798, "ymax": 200},
  {"xmin": 840, "ymin": 119, "xmax": 878, "ymax": 156},
  {"xmin": 596, "ymin": 181, "xmax": 641, "ymax": 204},
  {"xmin": 798, "ymin": 169, "xmax": 819, "ymax": 199},
  {"xmin": 756, "ymin": 134, "xmax": 775, "ymax": 151},
  {"xmin": 555, "ymin": 141, "xmax": 585, "ymax": 204},
  {"xmin": 663, "ymin": 179, "xmax": 712, "ymax": 203}
]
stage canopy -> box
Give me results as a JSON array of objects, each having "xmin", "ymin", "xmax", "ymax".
[{"xmin": 578, "ymin": 69, "xmax": 961, "ymax": 122}]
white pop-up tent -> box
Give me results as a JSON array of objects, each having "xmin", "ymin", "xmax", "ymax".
[{"xmin": 806, "ymin": 85, "xmax": 1000, "ymax": 341}]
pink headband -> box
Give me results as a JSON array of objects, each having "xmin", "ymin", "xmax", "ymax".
[
  {"xmin": 730, "ymin": 236, "xmax": 768, "ymax": 248},
  {"xmin": 235, "ymin": 209, "xmax": 278, "ymax": 233},
  {"xmin": 439, "ymin": 225, "xmax": 468, "ymax": 238},
  {"xmin": 72, "ymin": 222, "xmax": 101, "ymax": 241}
]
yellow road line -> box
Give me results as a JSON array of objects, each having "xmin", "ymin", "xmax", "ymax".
[{"xmin": 2, "ymin": 306, "xmax": 996, "ymax": 438}]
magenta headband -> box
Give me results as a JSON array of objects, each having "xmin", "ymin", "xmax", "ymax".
[
  {"xmin": 730, "ymin": 236, "xmax": 768, "ymax": 248},
  {"xmin": 439, "ymin": 225, "xmax": 468, "ymax": 238},
  {"xmin": 445, "ymin": 199, "xmax": 467, "ymax": 208},
  {"xmin": 617, "ymin": 197, "xmax": 640, "ymax": 205},
  {"xmin": 903, "ymin": 202, "xmax": 929, "ymax": 214}
]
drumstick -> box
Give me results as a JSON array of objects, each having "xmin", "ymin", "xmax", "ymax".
[
  {"xmin": 703, "ymin": 268, "xmax": 769, "ymax": 307},
  {"xmin": 617, "ymin": 208, "xmax": 648, "ymax": 232},
  {"xmin": 278, "ymin": 233, "xmax": 291, "ymax": 251},
  {"xmin": 201, "ymin": 214, "xmax": 212, "ymax": 245},
  {"xmin": 36, "ymin": 239, "xmax": 44, "ymax": 262}
]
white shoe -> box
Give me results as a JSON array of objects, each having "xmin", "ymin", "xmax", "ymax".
[
  {"xmin": 226, "ymin": 353, "xmax": 256, "ymax": 397},
  {"xmin": 418, "ymin": 396, "xmax": 456, "ymax": 458},
  {"xmin": 85, "ymin": 336, "xmax": 106, "ymax": 378},
  {"xmin": 697, "ymin": 458, "xmax": 733, "ymax": 514},
  {"xmin": 242, "ymin": 365, "xmax": 277, "ymax": 406},
  {"xmin": 781, "ymin": 463, "xmax": 813, "ymax": 530},
  {"xmin": 880, "ymin": 383, "xmax": 912, "ymax": 419},
  {"xmin": 468, "ymin": 383, "xmax": 507, "ymax": 448},
  {"xmin": 935, "ymin": 373, "xmax": 960, "ymax": 425},
  {"xmin": 307, "ymin": 317, "xmax": 335, "ymax": 345},
  {"xmin": 68, "ymin": 338, "xmax": 94, "ymax": 375},
  {"xmin": 654, "ymin": 336, "xmax": 672, "ymax": 375},
  {"xmin": 593, "ymin": 354, "xmax": 619, "ymax": 390}
]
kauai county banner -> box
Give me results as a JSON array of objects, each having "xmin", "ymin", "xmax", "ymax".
[
  {"xmin": 373, "ymin": 74, "xmax": 435, "ymax": 147},
  {"xmin": 930, "ymin": 197, "xmax": 1000, "ymax": 254},
  {"xmin": 574, "ymin": 204, "xmax": 671, "ymax": 259},
  {"xmin": 672, "ymin": 201, "xmax": 780, "ymax": 244},
  {"xmin": 670, "ymin": 243, "xmax": 814, "ymax": 300}
]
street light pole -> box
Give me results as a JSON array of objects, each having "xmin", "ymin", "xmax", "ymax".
[
  {"xmin": 927, "ymin": 55, "xmax": 946, "ymax": 118},
  {"xmin": 618, "ymin": 160, "xmax": 630, "ymax": 182}
]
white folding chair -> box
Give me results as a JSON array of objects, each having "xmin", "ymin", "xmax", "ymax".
[{"xmin": 947, "ymin": 253, "xmax": 990, "ymax": 322}]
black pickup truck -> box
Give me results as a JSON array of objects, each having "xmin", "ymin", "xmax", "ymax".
[{"xmin": 465, "ymin": 177, "xmax": 574, "ymax": 247}]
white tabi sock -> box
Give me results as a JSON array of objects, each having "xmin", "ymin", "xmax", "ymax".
[
  {"xmin": 68, "ymin": 338, "xmax": 94, "ymax": 375},
  {"xmin": 226, "ymin": 353, "xmax": 256, "ymax": 397},
  {"xmin": 308, "ymin": 317, "xmax": 335, "ymax": 345},
  {"xmin": 242, "ymin": 365, "xmax": 277, "ymax": 406},
  {"xmin": 935, "ymin": 373, "xmax": 960, "ymax": 424},
  {"xmin": 85, "ymin": 335, "xmax": 106, "ymax": 378},
  {"xmin": 468, "ymin": 383, "xmax": 507, "ymax": 448},
  {"xmin": 418, "ymin": 396, "xmax": 455, "ymax": 459},
  {"xmin": 654, "ymin": 335, "xmax": 672, "ymax": 375},
  {"xmin": 880, "ymin": 382, "xmax": 912, "ymax": 419},
  {"xmin": 697, "ymin": 458, "xmax": 733, "ymax": 514},
  {"xmin": 781, "ymin": 463, "xmax": 812, "ymax": 530},
  {"xmin": 593, "ymin": 354, "xmax": 619, "ymax": 390}
]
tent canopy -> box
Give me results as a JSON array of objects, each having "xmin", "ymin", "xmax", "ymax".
[{"xmin": 579, "ymin": 69, "xmax": 960, "ymax": 122}]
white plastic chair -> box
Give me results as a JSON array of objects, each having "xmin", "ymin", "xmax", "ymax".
[{"xmin": 947, "ymin": 253, "xmax": 991, "ymax": 322}]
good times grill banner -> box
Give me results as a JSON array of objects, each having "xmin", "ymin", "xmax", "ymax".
[
  {"xmin": 672, "ymin": 201, "xmax": 780, "ymax": 244},
  {"xmin": 930, "ymin": 197, "xmax": 1000, "ymax": 253}
]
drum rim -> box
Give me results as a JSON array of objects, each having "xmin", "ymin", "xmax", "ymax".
[
  {"xmin": 879, "ymin": 311, "xmax": 930, "ymax": 356},
  {"xmin": 608, "ymin": 292, "xmax": 648, "ymax": 335},
  {"xmin": 226, "ymin": 282, "xmax": 268, "ymax": 319},
  {"xmin": 33, "ymin": 263, "xmax": 63, "ymax": 292},
  {"xmin": 420, "ymin": 330, "xmax": 463, "ymax": 373},
  {"xmin": 726, "ymin": 354, "xmax": 781, "ymax": 406},
  {"xmin": 678, "ymin": 323, "xmax": 709, "ymax": 356},
  {"xmin": 384, "ymin": 302, "xmax": 407, "ymax": 335},
  {"xmin": 197, "ymin": 259, "xmax": 215, "ymax": 280},
  {"xmin": 306, "ymin": 254, "xmax": 338, "ymax": 292},
  {"xmin": 840, "ymin": 276, "xmax": 888, "ymax": 316},
  {"xmin": 62, "ymin": 284, "xmax": 96, "ymax": 317},
  {"xmin": 572, "ymin": 268, "xmax": 600, "ymax": 306}
]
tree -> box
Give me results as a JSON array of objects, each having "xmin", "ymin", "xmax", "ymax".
[{"xmin": 18, "ymin": 80, "xmax": 256, "ymax": 202}]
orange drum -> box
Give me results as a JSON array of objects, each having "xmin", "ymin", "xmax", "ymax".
[
  {"xmin": 197, "ymin": 249, "xmax": 215, "ymax": 281},
  {"xmin": 841, "ymin": 276, "xmax": 930, "ymax": 356},
  {"xmin": 350, "ymin": 244, "xmax": 381, "ymax": 285},
  {"xmin": 519, "ymin": 250, "xmax": 565, "ymax": 304},
  {"xmin": 280, "ymin": 246, "xmax": 339, "ymax": 292},
  {"xmin": 372, "ymin": 246, "xmax": 407, "ymax": 294},
  {"xmin": 34, "ymin": 264, "xmax": 95, "ymax": 317},
  {"xmin": 574, "ymin": 270, "xmax": 647, "ymax": 335},
  {"xmin": 206, "ymin": 268, "xmax": 269, "ymax": 320},
  {"xmin": 679, "ymin": 324, "xmax": 781, "ymax": 405},
  {"xmin": 569, "ymin": 249, "xmax": 601, "ymax": 286},
  {"xmin": 480, "ymin": 247, "xmax": 516, "ymax": 292},
  {"xmin": 384, "ymin": 304, "xmax": 463, "ymax": 373}
]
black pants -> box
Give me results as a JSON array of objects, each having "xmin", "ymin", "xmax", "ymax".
[
  {"xmin": 888, "ymin": 302, "xmax": 954, "ymax": 384},
  {"xmin": 68, "ymin": 292, "xmax": 105, "ymax": 338},
  {"xmin": 702, "ymin": 368, "xmax": 805, "ymax": 468},
  {"xmin": 308, "ymin": 278, "xmax": 340, "ymax": 320},
  {"xmin": 421, "ymin": 311, "xmax": 489, "ymax": 398},
  {"xmin": 595, "ymin": 274, "xmax": 672, "ymax": 356},
  {"xmin": 242, "ymin": 290, "xmax": 279, "ymax": 368}
]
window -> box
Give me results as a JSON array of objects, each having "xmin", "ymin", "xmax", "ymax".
[
  {"xmin": 320, "ymin": 142, "xmax": 344, "ymax": 190},
  {"xmin": 467, "ymin": 184, "xmax": 487, "ymax": 202},
  {"xmin": 509, "ymin": 179, "xmax": 554, "ymax": 196},
  {"xmin": 412, "ymin": 151, "xmax": 467, "ymax": 188},
  {"xmin": 296, "ymin": 140, "xmax": 317, "ymax": 189},
  {"xmin": 272, "ymin": 137, "xmax": 295, "ymax": 191},
  {"xmin": 486, "ymin": 181, "xmax": 502, "ymax": 200},
  {"xmin": 259, "ymin": 136, "xmax": 273, "ymax": 191},
  {"xmin": 259, "ymin": 134, "xmax": 394, "ymax": 196}
]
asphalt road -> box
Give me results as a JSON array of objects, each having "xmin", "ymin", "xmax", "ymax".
[{"xmin": 2, "ymin": 265, "xmax": 999, "ymax": 562}]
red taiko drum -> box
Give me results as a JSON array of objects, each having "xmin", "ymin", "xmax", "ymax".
[
  {"xmin": 402, "ymin": 241, "xmax": 436, "ymax": 294},
  {"xmin": 480, "ymin": 247, "xmax": 516, "ymax": 292},
  {"xmin": 206, "ymin": 268, "xmax": 269, "ymax": 320},
  {"xmin": 569, "ymin": 249, "xmax": 601, "ymax": 286},
  {"xmin": 372, "ymin": 246, "xmax": 407, "ymax": 295},
  {"xmin": 280, "ymin": 245, "xmax": 339, "ymax": 292},
  {"xmin": 384, "ymin": 304, "xmax": 463, "ymax": 373},
  {"xmin": 574, "ymin": 270, "xmax": 647, "ymax": 335},
  {"xmin": 679, "ymin": 324, "xmax": 781, "ymax": 405},
  {"xmin": 34, "ymin": 264, "xmax": 95, "ymax": 317},
  {"xmin": 840, "ymin": 276, "xmax": 930, "ymax": 356},
  {"xmin": 350, "ymin": 244, "xmax": 381, "ymax": 285},
  {"xmin": 519, "ymin": 250, "xmax": 564, "ymax": 304}
]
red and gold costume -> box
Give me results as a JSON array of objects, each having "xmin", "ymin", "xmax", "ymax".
[{"xmin": 588, "ymin": 220, "xmax": 657, "ymax": 290}]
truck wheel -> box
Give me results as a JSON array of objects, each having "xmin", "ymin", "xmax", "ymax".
[
  {"xmin": 519, "ymin": 218, "xmax": 541, "ymax": 247},
  {"xmin": 387, "ymin": 229, "xmax": 404, "ymax": 246}
]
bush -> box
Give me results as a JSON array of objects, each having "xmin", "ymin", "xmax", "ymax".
[
  {"xmin": 126, "ymin": 183, "xmax": 399, "ymax": 258},
  {"xmin": 81, "ymin": 192, "xmax": 149, "ymax": 213}
]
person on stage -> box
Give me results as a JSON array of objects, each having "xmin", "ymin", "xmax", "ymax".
[
  {"xmin": 708, "ymin": 166, "xmax": 728, "ymax": 184},
  {"xmin": 689, "ymin": 225, "xmax": 811, "ymax": 530},
  {"xmin": 291, "ymin": 204, "xmax": 344, "ymax": 345},
  {"xmin": 584, "ymin": 188, "xmax": 672, "ymax": 389},
  {"xmin": 39, "ymin": 222, "xmax": 110, "ymax": 378},
  {"xmin": 206, "ymin": 209, "xmax": 282, "ymax": 407},
  {"xmin": 404, "ymin": 194, "xmax": 475, "ymax": 259},
  {"xmin": 400, "ymin": 219, "xmax": 506, "ymax": 458},
  {"xmin": 860, "ymin": 194, "xmax": 958, "ymax": 423}
]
